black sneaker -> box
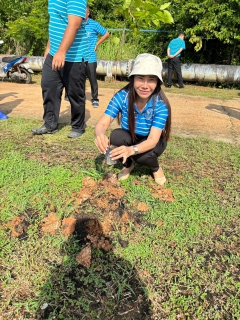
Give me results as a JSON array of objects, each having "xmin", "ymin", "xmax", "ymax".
[
  {"xmin": 92, "ymin": 100, "xmax": 99, "ymax": 108},
  {"xmin": 68, "ymin": 131, "xmax": 83, "ymax": 138},
  {"xmin": 32, "ymin": 125, "xmax": 58, "ymax": 135},
  {"xmin": 166, "ymin": 84, "xmax": 171, "ymax": 88}
]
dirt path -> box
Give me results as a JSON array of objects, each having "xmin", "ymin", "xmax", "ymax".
[{"xmin": 0, "ymin": 81, "xmax": 239, "ymax": 144}]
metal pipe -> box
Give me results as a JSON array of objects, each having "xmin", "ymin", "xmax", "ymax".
[
  {"xmin": 180, "ymin": 63, "xmax": 240, "ymax": 83},
  {"xmin": 108, "ymin": 28, "xmax": 168, "ymax": 33},
  {"xmin": 4, "ymin": 56, "xmax": 240, "ymax": 83},
  {"xmin": 96, "ymin": 59, "xmax": 135, "ymax": 77},
  {"xmin": 97, "ymin": 60, "xmax": 240, "ymax": 83}
]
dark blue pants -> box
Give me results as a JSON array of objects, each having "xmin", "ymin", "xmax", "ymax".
[
  {"xmin": 110, "ymin": 128, "xmax": 167, "ymax": 172},
  {"xmin": 86, "ymin": 62, "xmax": 98, "ymax": 102},
  {"xmin": 41, "ymin": 54, "xmax": 87, "ymax": 133},
  {"xmin": 167, "ymin": 57, "xmax": 184, "ymax": 87}
]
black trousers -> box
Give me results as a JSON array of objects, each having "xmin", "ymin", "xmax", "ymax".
[
  {"xmin": 167, "ymin": 57, "xmax": 184, "ymax": 87},
  {"xmin": 110, "ymin": 128, "xmax": 167, "ymax": 172},
  {"xmin": 86, "ymin": 62, "xmax": 98, "ymax": 102},
  {"xmin": 41, "ymin": 54, "xmax": 87, "ymax": 133}
]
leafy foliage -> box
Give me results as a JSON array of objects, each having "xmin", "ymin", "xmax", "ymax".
[
  {"xmin": 0, "ymin": 0, "xmax": 239, "ymax": 64},
  {"xmin": 183, "ymin": 0, "xmax": 240, "ymax": 45},
  {"xmin": 166, "ymin": 0, "xmax": 240, "ymax": 63},
  {"xmin": 4, "ymin": 0, "xmax": 48, "ymax": 55},
  {"xmin": 117, "ymin": 0, "xmax": 173, "ymax": 35}
]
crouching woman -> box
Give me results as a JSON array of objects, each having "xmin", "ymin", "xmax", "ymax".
[{"xmin": 94, "ymin": 53, "xmax": 171, "ymax": 185}]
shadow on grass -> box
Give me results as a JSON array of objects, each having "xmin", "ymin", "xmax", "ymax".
[
  {"xmin": 0, "ymin": 97, "xmax": 24, "ymax": 115},
  {"xmin": 36, "ymin": 216, "xmax": 152, "ymax": 320},
  {"xmin": 0, "ymin": 91, "xmax": 18, "ymax": 100},
  {"xmin": 206, "ymin": 104, "xmax": 240, "ymax": 120},
  {"xmin": 59, "ymin": 104, "xmax": 91, "ymax": 127}
]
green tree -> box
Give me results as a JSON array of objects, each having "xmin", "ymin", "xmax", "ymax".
[
  {"xmin": 4, "ymin": 0, "xmax": 48, "ymax": 55},
  {"xmin": 117, "ymin": 0, "xmax": 173, "ymax": 35},
  {"xmin": 167, "ymin": 0, "xmax": 240, "ymax": 64}
]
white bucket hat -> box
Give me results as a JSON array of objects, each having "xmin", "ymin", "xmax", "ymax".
[{"xmin": 129, "ymin": 53, "xmax": 163, "ymax": 82}]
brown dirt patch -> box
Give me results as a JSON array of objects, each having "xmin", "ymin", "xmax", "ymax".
[
  {"xmin": 39, "ymin": 212, "xmax": 61, "ymax": 235},
  {"xmin": 4, "ymin": 174, "xmax": 172, "ymax": 271},
  {"xmin": 0, "ymin": 216, "xmax": 28, "ymax": 238}
]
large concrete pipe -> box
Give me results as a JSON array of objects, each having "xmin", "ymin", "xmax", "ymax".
[
  {"xmin": 98, "ymin": 61, "xmax": 240, "ymax": 83},
  {"xmin": 3, "ymin": 56, "xmax": 240, "ymax": 83},
  {"xmin": 23, "ymin": 56, "xmax": 136, "ymax": 77},
  {"xmin": 180, "ymin": 63, "xmax": 240, "ymax": 83}
]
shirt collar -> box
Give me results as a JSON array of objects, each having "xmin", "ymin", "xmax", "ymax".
[{"xmin": 134, "ymin": 97, "xmax": 155, "ymax": 114}]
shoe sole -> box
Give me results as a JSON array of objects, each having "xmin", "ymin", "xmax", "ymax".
[
  {"xmin": 32, "ymin": 129, "xmax": 58, "ymax": 135},
  {"xmin": 68, "ymin": 133, "xmax": 83, "ymax": 138}
]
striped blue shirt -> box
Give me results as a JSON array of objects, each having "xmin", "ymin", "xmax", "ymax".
[
  {"xmin": 105, "ymin": 89, "xmax": 169, "ymax": 136},
  {"xmin": 85, "ymin": 18, "xmax": 108, "ymax": 63},
  {"xmin": 48, "ymin": 0, "xmax": 89, "ymax": 62}
]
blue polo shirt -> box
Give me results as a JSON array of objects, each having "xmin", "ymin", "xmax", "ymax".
[
  {"xmin": 104, "ymin": 89, "xmax": 168, "ymax": 136},
  {"xmin": 168, "ymin": 37, "xmax": 185, "ymax": 57},
  {"xmin": 48, "ymin": 0, "xmax": 89, "ymax": 62},
  {"xmin": 85, "ymin": 18, "xmax": 108, "ymax": 63}
]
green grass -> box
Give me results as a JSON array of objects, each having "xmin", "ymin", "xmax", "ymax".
[{"xmin": 0, "ymin": 118, "xmax": 239, "ymax": 319}]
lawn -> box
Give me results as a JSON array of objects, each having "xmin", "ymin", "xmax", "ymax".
[{"xmin": 0, "ymin": 117, "xmax": 239, "ymax": 319}]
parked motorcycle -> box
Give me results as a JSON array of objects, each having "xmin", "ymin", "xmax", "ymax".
[{"xmin": 0, "ymin": 40, "xmax": 34, "ymax": 84}]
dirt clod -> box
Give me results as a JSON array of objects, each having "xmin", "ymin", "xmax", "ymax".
[
  {"xmin": 39, "ymin": 212, "xmax": 61, "ymax": 235},
  {"xmin": 137, "ymin": 202, "xmax": 150, "ymax": 212},
  {"xmin": 61, "ymin": 217, "xmax": 76, "ymax": 238},
  {"xmin": 86, "ymin": 234, "xmax": 112, "ymax": 252},
  {"xmin": 76, "ymin": 245, "xmax": 92, "ymax": 268},
  {"xmin": 4, "ymin": 216, "xmax": 28, "ymax": 237},
  {"xmin": 150, "ymin": 183, "xmax": 175, "ymax": 202}
]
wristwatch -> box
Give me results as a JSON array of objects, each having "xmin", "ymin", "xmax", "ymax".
[{"xmin": 133, "ymin": 145, "xmax": 139, "ymax": 155}]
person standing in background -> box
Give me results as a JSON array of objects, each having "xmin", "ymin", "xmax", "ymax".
[
  {"xmin": 85, "ymin": 5, "xmax": 109, "ymax": 107},
  {"xmin": 167, "ymin": 32, "xmax": 185, "ymax": 89},
  {"xmin": 32, "ymin": 0, "xmax": 89, "ymax": 139}
]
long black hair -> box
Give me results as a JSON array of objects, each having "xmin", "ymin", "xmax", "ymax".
[{"xmin": 117, "ymin": 77, "xmax": 172, "ymax": 142}]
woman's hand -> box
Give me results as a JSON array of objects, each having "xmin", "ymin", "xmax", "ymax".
[
  {"xmin": 94, "ymin": 114, "xmax": 113, "ymax": 153},
  {"xmin": 94, "ymin": 134, "xmax": 109, "ymax": 154},
  {"xmin": 110, "ymin": 146, "xmax": 134, "ymax": 164}
]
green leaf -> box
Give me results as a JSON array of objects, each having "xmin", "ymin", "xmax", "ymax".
[
  {"xmin": 112, "ymin": 36, "xmax": 120, "ymax": 45},
  {"xmin": 123, "ymin": 0, "xmax": 132, "ymax": 10},
  {"xmin": 159, "ymin": 2, "xmax": 171, "ymax": 10},
  {"xmin": 134, "ymin": 0, "xmax": 142, "ymax": 6},
  {"xmin": 152, "ymin": 19, "xmax": 160, "ymax": 27},
  {"xmin": 162, "ymin": 10, "xmax": 174, "ymax": 23}
]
